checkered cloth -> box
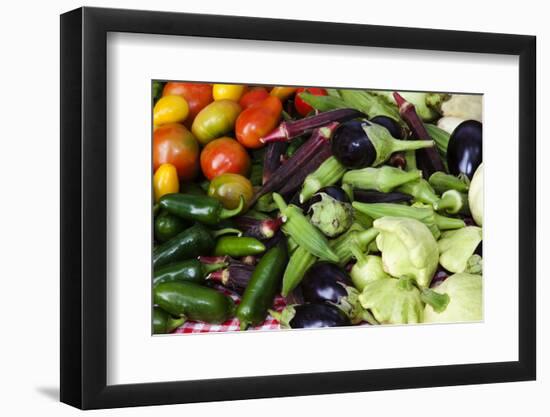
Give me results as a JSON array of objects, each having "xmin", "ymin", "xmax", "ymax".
[{"xmin": 173, "ymin": 286, "xmax": 287, "ymax": 334}]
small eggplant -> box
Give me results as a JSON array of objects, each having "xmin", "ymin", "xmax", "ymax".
[
  {"xmin": 301, "ymin": 185, "xmax": 350, "ymax": 213},
  {"xmin": 370, "ymin": 115, "xmax": 406, "ymax": 139},
  {"xmin": 331, "ymin": 120, "xmax": 433, "ymax": 169},
  {"xmin": 301, "ymin": 262, "xmax": 352, "ymax": 304},
  {"xmin": 447, "ymin": 120, "xmax": 482, "ymax": 179},
  {"xmin": 274, "ymin": 303, "xmax": 351, "ymax": 329}
]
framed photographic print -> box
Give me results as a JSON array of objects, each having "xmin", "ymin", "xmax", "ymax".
[{"xmin": 60, "ymin": 6, "xmax": 536, "ymax": 410}]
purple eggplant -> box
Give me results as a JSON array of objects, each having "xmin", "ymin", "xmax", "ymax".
[
  {"xmin": 289, "ymin": 303, "xmax": 351, "ymax": 328},
  {"xmin": 447, "ymin": 120, "xmax": 482, "ymax": 179},
  {"xmin": 353, "ymin": 189, "xmax": 412, "ymax": 204},
  {"xmin": 370, "ymin": 115, "xmax": 406, "ymax": 139},
  {"xmin": 331, "ymin": 120, "xmax": 433, "ymax": 169},
  {"xmin": 301, "ymin": 186, "xmax": 350, "ymax": 213},
  {"xmin": 300, "ymin": 262, "xmax": 352, "ymax": 304}
]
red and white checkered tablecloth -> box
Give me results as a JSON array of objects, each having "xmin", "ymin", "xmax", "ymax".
[{"xmin": 172, "ymin": 286, "xmax": 287, "ymax": 334}]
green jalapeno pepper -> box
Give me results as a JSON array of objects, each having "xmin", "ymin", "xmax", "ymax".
[
  {"xmin": 154, "ymin": 281, "xmax": 235, "ymax": 324},
  {"xmin": 153, "ymin": 258, "xmax": 227, "ymax": 287},
  {"xmin": 213, "ymin": 236, "xmax": 266, "ymax": 257},
  {"xmin": 159, "ymin": 193, "xmax": 244, "ymax": 225},
  {"xmin": 152, "ymin": 306, "xmax": 185, "ymax": 334},
  {"xmin": 154, "ymin": 211, "xmax": 189, "ymax": 242},
  {"xmin": 153, "ymin": 224, "xmax": 214, "ymax": 269},
  {"xmin": 236, "ymin": 240, "xmax": 288, "ymax": 329}
]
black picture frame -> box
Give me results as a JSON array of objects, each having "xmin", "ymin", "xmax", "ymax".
[{"xmin": 60, "ymin": 6, "xmax": 536, "ymax": 410}]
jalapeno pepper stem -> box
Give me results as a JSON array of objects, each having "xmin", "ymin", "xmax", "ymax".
[
  {"xmin": 166, "ymin": 316, "xmax": 186, "ymax": 331},
  {"xmin": 219, "ymin": 196, "xmax": 245, "ymax": 220},
  {"xmin": 211, "ymin": 228, "xmax": 242, "ymax": 238}
]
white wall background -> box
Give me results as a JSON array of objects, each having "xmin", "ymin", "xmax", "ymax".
[{"xmin": 0, "ymin": 0, "xmax": 545, "ymax": 415}]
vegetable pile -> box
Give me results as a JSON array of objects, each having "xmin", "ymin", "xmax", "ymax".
[{"xmin": 151, "ymin": 82, "xmax": 483, "ymax": 333}]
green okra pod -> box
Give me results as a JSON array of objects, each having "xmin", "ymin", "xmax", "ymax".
[
  {"xmin": 300, "ymin": 156, "xmax": 347, "ymax": 203},
  {"xmin": 428, "ymin": 171, "xmax": 469, "ymax": 194},
  {"xmin": 396, "ymin": 178, "xmax": 440, "ymax": 205},
  {"xmin": 343, "ymin": 166, "xmax": 422, "ymax": 193},
  {"xmin": 330, "ymin": 223, "xmax": 379, "ymax": 266},
  {"xmin": 434, "ymin": 189, "xmax": 470, "ymax": 214},
  {"xmin": 281, "ymin": 246, "xmax": 317, "ymax": 297},
  {"xmin": 273, "ymin": 193, "xmax": 339, "ymax": 263},
  {"xmin": 352, "ymin": 202, "xmax": 441, "ymax": 238}
]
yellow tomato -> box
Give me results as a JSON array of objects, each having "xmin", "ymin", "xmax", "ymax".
[
  {"xmin": 153, "ymin": 95, "xmax": 189, "ymax": 127},
  {"xmin": 212, "ymin": 84, "xmax": 246, "ymax": 101},
  {"xmin": 153, "ymin": 163, "xmax": 179, "ymax": 202},
  {"xmin": 269, "ymin": 86, "xmax": 297, "ymax": 101}
]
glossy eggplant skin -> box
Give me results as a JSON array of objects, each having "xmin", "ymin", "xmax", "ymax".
[
  {"xmin": 331, "ymin": 120, "xmax": 376, "ymax": 169},
  {"xmin": 301, "ymin": 262, "xmax": 352, "ymax": 304},
  {"xmin": 289, "ymin": 303, "xmax": 351, "ymax": 328},
  {"xmin": 302, "ymin": 186, "xmax": 350, "ymax": 213},
  {"xmin": 370, "ymin": 115, "xmax": 405, "ymax": 139},
  {"xmin": 447, "ymin": 120, "xmax": 482, "ymax": 179}
]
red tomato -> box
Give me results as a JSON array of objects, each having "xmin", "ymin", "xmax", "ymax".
[
  {"xmin": 153, "ymin": 123, "xmax": 200, "ymax": 180},
  {"xmin": 235, "ymin": 96, "xmax": 282, "ymax": 149},
  {"xmin": 294, "ymin": 87, "xmax": 328, "ymax": 116},
  {"xmin": 162, "ymin": 83, "xmax": 213, "ymax": 125},
  {"xmin": 239, "ymin": 87, "xmax": 269, "ymax": 110},
  {"xmin": 200, "ymin": 137, "xmax": 251, "ymax": 180}
]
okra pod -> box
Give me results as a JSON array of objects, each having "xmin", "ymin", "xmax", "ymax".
[
  {"xmin": 232, "ymin": 216, "xmax": 283, "ymax": 240},
  {"xmin": 330, "ymin": 223, "xmax": 379, "ymax": 266},
  {"xmin": 262, "ymin": 142, "xmax": 287, "ymax": 184},
  {"xmin": 393, "ymin": 92, "xmax": 446, "ymax": 178},
  {"xmin": 300, "ymin": 156, "xmax": 347, "ymax": 203},
  {"xmin": 429, "ymin": 171, "xmax": 469, "ymax": 194},
  {"xmin": 434, "ymin": 189, "xmax": 470, "ymax": 214},
  {"xmin": 251, "ymin": 123, "xmax": 338, "ymax": 205},
  {"xmin": 396, "ymin": 178, "xmax": 440, "ymax": 205},
  {"xmin": 260, "ymin": 108, "xmax": 363, "ymax": 143},
  {"xmin": 281, "ymin": 246, "xmax": 317, "ymax": 297},
  {"xmin": 207, "ymin": 261, "xmax": 255, "ymax": 292},
  {"xmin": 273, "ymin": 193, "xmax": 339, "ymax": 263},
  {"xmin": 343, "ymin": 166, "xmax": 422, "ymax": 193}
]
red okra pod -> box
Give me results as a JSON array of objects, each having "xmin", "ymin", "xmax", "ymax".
[
  {"xmin": 260, "ymin": 108, "xmax": 364, "ymax": 143},
  {"xmin": 393, "ymin": 92, "xmax": 446, "ymax": 178}
]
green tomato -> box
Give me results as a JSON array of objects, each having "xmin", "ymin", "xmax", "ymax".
[{"xmin": 208, "ymin": 173, "xmax": 253, "ymax": 210}]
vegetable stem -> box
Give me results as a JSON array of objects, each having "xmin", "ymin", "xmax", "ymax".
[{"xmin": 394, "ymin": 92, "xmax": 446, "ymax": 177}]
